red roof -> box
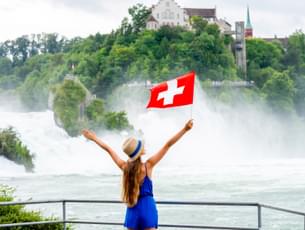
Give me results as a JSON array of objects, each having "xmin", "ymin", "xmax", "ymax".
[
  {"xmin": 184, "ymin": 8, "xmax": 216, "ymax": 18},
  {"xmin": 147, "ymin": 15, "xmax": 158, "ymax": 22}
]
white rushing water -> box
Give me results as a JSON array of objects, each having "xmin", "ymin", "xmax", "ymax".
[
  {"xmin": 0, "ymin": 83, "xmax": 305, "ymax": 229},
  {"xmin": 1, "ymin": 84, "xmax": 304, "ymax": 176}
]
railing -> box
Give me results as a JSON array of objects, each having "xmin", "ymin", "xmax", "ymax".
[{"xmin": 1, "ymin": 199, "xmax": 305, "ymax": 229}]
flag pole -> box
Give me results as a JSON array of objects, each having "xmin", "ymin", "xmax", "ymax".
[{"xmin": 190, "ymin": 104, "xmax": 193, "ymax": 119}]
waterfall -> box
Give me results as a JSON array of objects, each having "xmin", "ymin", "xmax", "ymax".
[{"xmin": 0, "ymin": 83, "xmax": 304, "ymax": 177}]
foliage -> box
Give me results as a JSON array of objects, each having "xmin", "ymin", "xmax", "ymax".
[
  {"xmin": 0, "ymin": 10, "xmax": 237, "ymax": 105},
  {"xmin": 0, "ymin": 33, "xmax": 70, "ymax": 66},
  {"xmin": 128, "ymin": 4, "xmax": 151, "ymax": 33},
  {"xmin": 283, "ymin": 31, "xmax": 305, "ymax": 72},
  {"xmin": 0, "ymin": 6, "xmax": 305, "ymax": 119},
  {"xmin": 85, "ymin": 98, "xmax": 105, "ymax": 128},
  {"xmin": 0, "ymin": 75, "xmax": 20, "ymax": 90},
  {"xmin": 247, "ymin": 66, "xmax": 277, "ymax": 89},
  {"xmin": 0, "ymin": 57, "xmax": 12, "ymax": 75},
  {"xmin": 53, "ymin": 79, "xmax": 131, "ymax": 135},
  {"xmin": 0, "ymin": 127, "xmax": 34, "ymax": 172},
  {"xmin": 18, "ymin": 70, "xmax": 49, "ymax": 110},
  {"xmin": 246, "ymin": 38, "xmax": 283, "ymax": 70},
  {"xmin": 292, "ymin": 74, "xmax": 305, "ymax": 117},
  {"xmin": 262, "ymin": 70, "xmax": 296, "ymax": 114},
  {"xmin": 85, "ymin": 98, "xmax": 104, "ymax": 121},
  {"xmin": 85, "ymin": 99, "xmax": 132, "ymax": 131},
  {"xmin": 16, "ymin": 54, "xmax": 68, "ymax": 110},
  {"xmin": 104, "ymin": 111, "xmax": 131, "ymax": 130},
  {"xmin": 190, "ymin": 16, "xmax": 208, "ymax": 35},
  {"xmin": 53, "ymin": 79, "xmax": 87, "ymax": 136},
  {"xmin": 0, "ymin": 185, "xmax": 70, "ymax": 230}
]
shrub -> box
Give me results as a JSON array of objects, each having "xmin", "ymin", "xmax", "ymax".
[
  {"xmin": 0, "ymin": 127, "xmax": 34, "ymax": 172},
  {"xmin": 104, "ymin": 111, "xmax": 131, "ymax": 130},
  {"xmin": 0, "ymin": 185, "xmax": 70, "ymax": 230}
]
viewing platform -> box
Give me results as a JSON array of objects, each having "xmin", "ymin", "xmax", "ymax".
[
  {"xmin": 1, "ymin": 199, "xmax": 305, "ymax": 229},
  {"xmin": 127, "ymin": 80, "xmax": 256, "ymax": 89}
]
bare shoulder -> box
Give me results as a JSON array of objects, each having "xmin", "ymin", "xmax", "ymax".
[
  {"xmin": 120, "ymin": 161, "xmax": 127, "ymax": 171},
  {"xmin": 145, "ymin": 160, "xmax": 153, "ymax": 170},
  {"xmin": 145, "ymin": 161, "xmax": 154, "ymax": 178}
]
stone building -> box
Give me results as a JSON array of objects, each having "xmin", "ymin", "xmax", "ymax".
[{"xmin": 146, "ymin": 0, "xmax": 232, "ymax": 34}]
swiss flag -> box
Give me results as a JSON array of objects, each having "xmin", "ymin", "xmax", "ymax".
[{"xmin": 147, "ymin": 71, "xmax": 195, "ymax": 108}]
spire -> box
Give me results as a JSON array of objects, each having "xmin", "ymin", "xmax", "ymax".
[{"xmin": 246, "ymin": 6, "xmax": 252, "ymax": 29}]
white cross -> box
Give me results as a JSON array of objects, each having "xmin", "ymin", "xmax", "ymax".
[{"xmin": 157, "ymin": 79, "xmax": 185, "ymax": 105}]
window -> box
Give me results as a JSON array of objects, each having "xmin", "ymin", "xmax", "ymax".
[
  {"xmin": 177, "ymin": 14, "xmax": 180, "ymax": 19},
  {"xmin": 162, "ymin": 12, "xmax": 166, "ymax": 19},
  {"xmin": 157, "ymin": 13, "xmax": 159, "ymax": 19},
  {"xmin": 166, "ymin": 1, "xmax": 169, "ymax": 7}
]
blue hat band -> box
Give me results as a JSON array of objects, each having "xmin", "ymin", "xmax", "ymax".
[{"xmin": 129, "ymin": 140, "xmax": 142, "ymax": 158}]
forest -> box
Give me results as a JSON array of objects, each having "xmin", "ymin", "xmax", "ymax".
[{"xmin": 0, "ymin": 4, "xmax": 304, "ymax": 124}]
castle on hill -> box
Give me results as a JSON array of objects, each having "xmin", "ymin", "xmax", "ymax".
[{"xmin": 146, "ymin": 0, "xmax": 232, "ymax": 34}]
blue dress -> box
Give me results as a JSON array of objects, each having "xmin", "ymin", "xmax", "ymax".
[{"xmin": 124, "ymin": 165, "xmax": 158, "ymax": 229}]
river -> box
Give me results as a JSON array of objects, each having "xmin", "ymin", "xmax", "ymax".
[{"xmin": 0, "ymin": 85, "xmax": 305, "ymax": 229}]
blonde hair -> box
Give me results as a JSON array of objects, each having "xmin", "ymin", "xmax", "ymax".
[{"xmin": 122, "ymin": 158, "xmax": 142, "ymax": 207}]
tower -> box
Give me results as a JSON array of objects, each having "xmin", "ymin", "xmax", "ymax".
[
  {"xmin": 245, "ymin": 6, "xmax": 253, "ymax": 38},
  {"xmin": 235, "ymin": 21, "xmax": 247, "ymax": 78}
]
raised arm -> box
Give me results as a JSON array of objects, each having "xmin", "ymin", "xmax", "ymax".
[
  {"xmin": 82, "ymin": 130, "xmax": 126, "ymax": 170},
  {"xmin": 147, "ymin": 119, "xmax": 193, "ymax": 168}
]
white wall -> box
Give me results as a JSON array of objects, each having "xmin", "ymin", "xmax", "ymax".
[
  {"xmin": 147, "ymin": 21, "xmax": 158, "ymax": 30},
  {"xmin": 151, "ymin": 0, "xmax": 188, "ymax": 28}
]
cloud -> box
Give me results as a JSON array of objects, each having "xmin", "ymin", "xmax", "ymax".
[
  {"xmin": 46, "ymin": 0, "xmax": 106, "ymax": 14},
  {"xmin": 0, "ymin": 0, "xmax": 304, "ymax": 41}
]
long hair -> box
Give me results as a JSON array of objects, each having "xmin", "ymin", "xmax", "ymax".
[{"xmin": 122, "ymin": 158, "xmax": 142, "ymax": 207}]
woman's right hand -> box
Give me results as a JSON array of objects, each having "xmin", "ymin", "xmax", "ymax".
[{"xmin": 82, "ymin": 129, "xmax": 97, "ymax": 141}]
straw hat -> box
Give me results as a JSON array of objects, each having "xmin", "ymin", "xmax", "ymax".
[{"xmin": 122, "ymin": 137, "xmax": 144, "ymax": 161}]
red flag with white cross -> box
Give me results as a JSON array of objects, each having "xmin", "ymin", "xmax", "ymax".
[{"xmin": 146, "ymin": 71, "xmax": 195, "ymax": 109}]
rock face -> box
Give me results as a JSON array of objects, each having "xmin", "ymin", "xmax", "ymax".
[{"xmin": 50, "ymin": 74, "xmax": 131, "ymax": 136}]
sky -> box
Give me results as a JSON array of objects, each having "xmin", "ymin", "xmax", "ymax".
[{"xmin": 0, "ymin": 0, "xmax": 305, "ymax": 42}]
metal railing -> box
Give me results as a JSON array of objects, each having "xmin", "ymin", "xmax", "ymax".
[{"xmin": 1, "ymin": 199, "xmax": 305, "ymax": 229}]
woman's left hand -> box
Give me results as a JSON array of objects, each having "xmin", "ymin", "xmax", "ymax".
[{"xmin": 184, "ymin": 119, "xmax": 193, "ymax": 131}]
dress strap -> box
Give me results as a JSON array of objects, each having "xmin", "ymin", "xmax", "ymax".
[{"xmin": 144, "ymin": 163, "xmax": 147, "ymax": 176}]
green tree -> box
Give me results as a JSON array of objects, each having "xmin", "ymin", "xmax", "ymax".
[
  {"xmin": 53, "ymin": 79, "xmax": 87, "ymax": 136},
  {"xmin": 293, "ymin": 74, "xmax": 305, "ymax": 117},
  {"xmin": 94, "ymin": 66, "xmax": 123, "ymax": 97},
  {"xmin": 11, "ymin": 36, "xmax": 30, "ymax": 66},
  {"xmin": 190, "ymin": 16, "xmax": 208, "ymax": 35},
  {"xmin": 262, "ymin": 71, "xmax": 296, "ymax": 113},
  {"xmin": 40, "ymin": 33, "xmax": 66, "ymax": 54},
  {"xmin": 109, "ymin": 44, "xmax": 136, "ymax": 68},
  {"xmin": 104, "ymin": 111, "xmax": 131, "ymax": 130},
  {"xmin": 18, "ymin": 70, "xmax": 49, "ymax": 110},
  {"xmin": 128, "ymin": 4, "xmax": 151, "ymax": 33},
  {"xmin": 283, "ymin": 31, "xmax": 305, "ymax": 73},
  {"xmin": 0, "ymin": 57, "xmax": 12, "ymax": 75},
  {"xmin": 247, "ymin": 66, "xmax": 277, "ymax": 88},
  {"xmin": 0, "ymin": 75, "xmax": 20, "ymax": 90},
  {"xmin": 247, "ymin": 38, "xmax": 283, "ymax": 69},
  {"xmin": 85, "ymin": 98, "xmax": 105, "ymax": 128}
]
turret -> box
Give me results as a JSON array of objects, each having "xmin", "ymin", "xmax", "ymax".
[{"xmin": 245, "ymin": 6, "xmax": 253, "ymax": 38}]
